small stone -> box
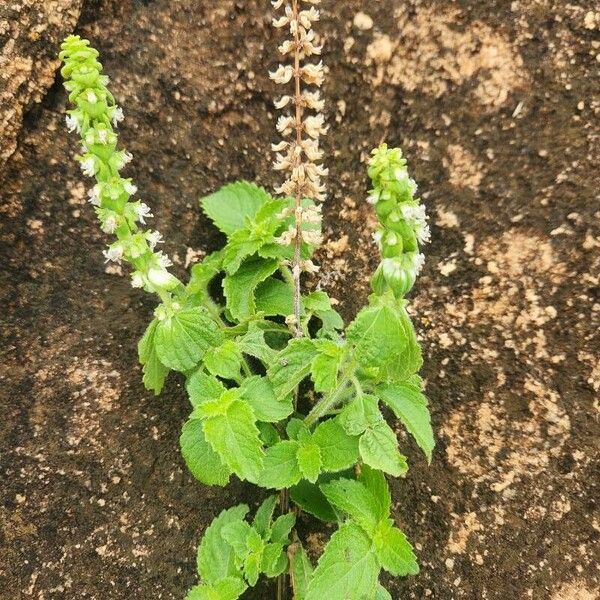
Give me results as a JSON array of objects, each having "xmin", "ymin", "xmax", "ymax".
[
  {"xmin": 353, "ymin": 12, "xmax": 373, "ymax": 31},
  {"xmin": 445, "ymin": 558, "xmax": 455, "ymax": 569}
]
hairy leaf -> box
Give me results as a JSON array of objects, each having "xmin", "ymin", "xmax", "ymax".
[
  {"xmin": 374, "ymin": 521, "xmax": 419, "ymax": 577},
  {"xmin": 268, "ymin": 338, "xmax": 317, "ymax": 400},
  {"xmin": 255, "ymin": 277, "xmax": 294, "ymax": 317},
  {"xmin": 186, "ymin": 370, "xmax": 226, "ymax": 408},
  {"xmin": 359, "ymin": 421, "xmax": 408, "ymax": 477},
  {"xmin": 180, "ymin": 419, "xmax": 231, "ymax": 486},
  {"xmin": 253, "ymin": 495, "xmax": 278, "ymax": 539},
  {"xmin": 310, "ymin": 340, "xmax": 345, "ymax": 393},
  {"xmin": 297, "ymin": 439, "xmax": 322, "ymax": 483},
  {"xmin": 155, "ymin": 307, "xmax": 222, "ymax": 372},
  {"xmin": 290, "ymin": 542, "xmax": 314, "ymax": 600},
  {"xmin": 204, "ymin": 340, "xmax": 243, "ymax": 380},
  {"xmin": 186, "ymin": 577, "xmax": 247, "ymax": 600},
  {"xmin": 240, "ymin": 376, "xmax": 293, "ymax": 423},
  {"xmin": 236, "ymin": 323, "xmax": 277, "ymax": 364},
  {"xmin": 270, "ymin": 512, "xmax": 296, "ymax": 544},
  {"xmin": 187, "ymin": 250, "xmax": 223, "ymax": 300},
  {"xmin": 258, "ymin": 441, "xmax": 302, "ymax": 490},
  {"xmin": 358, "ymin": 465, "xmax": 391, "ymax": 520},
  {"xmin": 261, "ymin": 542, "xmax": 287, "ymax": 577},
  {"xmin": 290, "ymin": 479, "xmax": 337, "ymax": 523},
  {"xmin": 377, "ymin": 383, "xmax": 435, "ymax": 463},
  {"xmin": 313, "ymin": 419, "xmax": 360, "ymax": 472},
  {"xmin": 338, "ymin": 394, "xmax": 381, "ymax": 436},
  {"xmin": 138, "ymin": 319, "xmax": 169, "ymax": 394}
]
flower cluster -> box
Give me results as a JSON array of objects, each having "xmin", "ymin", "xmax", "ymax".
[
  {"xmin": 59, "ymin": 35, "xmax": 180, "ymax": 299},
  {"xmin": 368, "ymin": 144, "xmax": 430, "ymax": 298},
  {"xmin": 270, "ymin": 0, "xmax": 328, "ymax": 254}
]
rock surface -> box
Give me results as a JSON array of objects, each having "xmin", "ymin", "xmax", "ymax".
[{"xmin": 0, "ymin": 0, "xmax": 598, "ymax": 599}]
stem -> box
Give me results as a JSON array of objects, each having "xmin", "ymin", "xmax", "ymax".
[{"xmin": 304, "ymin": 365, "xmax": 356, "ymax": 427}]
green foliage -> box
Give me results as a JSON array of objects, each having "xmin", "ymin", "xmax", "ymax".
[{"xmin": 60, "ymin": 38, "xmax": 435, "ymax": 599}]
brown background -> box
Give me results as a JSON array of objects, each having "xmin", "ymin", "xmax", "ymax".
[{"xmin": 1, "ymin": 1, "xmax": 599, "ymax": 598}]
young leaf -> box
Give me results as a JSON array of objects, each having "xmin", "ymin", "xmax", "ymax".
[
  {"xmin": 310, "ymin": 340, "xmax": 345, "ymax": 393},
  {"xmin": 358, "ymin": 465, "xmax": 391, "ymax": 520},
  {"xmin": 186, "ymin": 577, "xmax": 247, "ymax": 600},
  {"xmin": 222, "ymin": 230, "xmax": 266, "ymax": 275},
  {"xmin": 223, "ymin": 257, "xmax": 279, "ymax": 321},
  {"xmin": 377, "ymin": 383, "xmax": 435, "ymax": 463},
  {"xmin": 373, "ymin": 521, "xmax": 419, "ymax": 577},
  {"xmin": 155, "ymin": 307, "xmax": 223, "ymax": 372},
  {"xmin": 268, "ymin": 338, "xmax": 317, "ymax": 400},
  {"xmin": 180, "ymin": 419, "xmax": 231, "ymax": 486},
  {"xmin": 320, "ymin": 477, "xmax": 382, "ymax": 536},
  {"xmin": 240, "ymin": 376, "xmax": 293, "ymax": 423},
  {"xmin": 204, "ymin": 340, "xmax": 243, "ymax": 380},
  {"xmin": 338, "ymin": 394, "xmax": 381, "ymax": 436},
  {"xmin": 253, "ymin": 495, "xmax": 278, "ymax": 539},
  {"xmin": 359, "ymin": 421, "xmax": 408, "ymax": 478},
  {"xmin": 302, "ymin": 291, "xmax": 332, "ymax": 312},
  {"xmin": 236, "ymin": 323, "xmax": 277, "ymax": 364},
  {"xmin": 305, "ymin": 523, "xmax": 380, "ymax": 600},
  {"xmin": 187, "ymin": 250, "xmax": 224, "ymax": 300},
  {"xmin": 297, "ymin": 439, "xmax": 322, "ymax": 483},
  {"xmin": 374, "ymin": 585, "xmax": 393, "ymax": 600},
  {"xmin": 290, "ymin": 542, "xmax": 314, "ymax": 600},
  {"xmin": 138, "ymin": 319, "xmax": 169, "ymax": 395},
  {"xmin": 286, "ymin": 417, "xmax": 310, "ymax": 441},
  {"xmin": 198, "ymin": 505, "xmax": 249, "ymax": 584},
  {"xmin": 255, "ymin": 277, "xmax": 294, "ymax": 317},
  {"xmin": 312, "ymin": 419, "xmax": 360, "ymax": 473},
  {"xmin": 290, "ymin": 479, "xmax": 337, "ymax": 523},
  {"xmin": 261, "ymin": 542, "xmax": 287, "ymax": 577},
  {"xmin": 202, "ymin": 396, "xmax": 264, "ymax": 483},
  {"xmin": 200, "ymin": 181, "xmax": 271, "ymax": 236},
  {"xmin": 222, "ymin": 520, "xmax": 253, "ymax": 559},
  {"xmin": 270, "ymin": 512, "xmax": 296, "ymax": 544},
  {"xmin": 258, "ymin": 440, "xmax": 302, "ymax": 490},
  {"xmin": 186, "ymin": 370, "xmax": 226, "ymax": 408}
]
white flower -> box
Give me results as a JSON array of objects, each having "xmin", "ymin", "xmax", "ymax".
[
  {"xmin": 274, "ymin": 95, "xmax": 292, "ymax": 109},
  {"xmin": 372, "ymin": 230, "xmax": 383, "ymax": 247},
  {"xmin": 367, "ymin": 193, "xmax": 379, "ymax": 205},
  {"xmin": 88, "ymin": 185, "xmax": 101, "ymax": 206},
  {"xmin": 408, "ymin": 178, "xmax": 418, "ymax": 194},
  {"xmin": 303, "ymin": 114, "xmax": 328, "ymax": 139},
  {"xmin": 111, "ymin": 106, "xmax": 124, "ymax": 126},
  {"xmin": 101, "ymin": 214, "xmax": 118, "ymax": 234},
  {"xmin": 114, "ymin": 151, "xmax": 133, "ymax": 170},
  {"xmin": 123, "ymin": 181, "xmax": 137, "ymax": 195},
  {"xmin": 155, "ymin": 251, "xmax": 172, "ymax": 269},
  {"xmin": 80, "ymin": 157, "xmax": 97, "ymax": 177},
  {"xmin": 395, "ymin": 168, "xmax": 408, "ymax": 182},
  {"xmin": 413, "ymin": 252, "xmax": 425, "ymax": 274},
  {"xmin": 269, "ymin": 64, "xmax": 294, "ymax": 84},
  {"xmin": 103, "ymin": 244, "xmax": 124, "ymax": 263},
  {"xmin": 417, "ymin": 224, "xmax": 431, "ymax": 245},
  {"xmin": 147, "ymin": 267, "xmax": 177, "ymax": 290},
  {"xmin": 135, "ymin": 202, "xmax": 153, "ymax": 224},
  {"xmin": 131, "ymin": 271, "xmax": 145, "ymax": 289},
  {"xmin": 65, "ymin": 114, "xmax": 80, "ymax": 133},
  {"xmin": 86, "ymin": 90, "xmax": 98, "ymax": 104},
  {"xmin": 146, "ymin": 230, "xmax": 163, "ymax": 250}
]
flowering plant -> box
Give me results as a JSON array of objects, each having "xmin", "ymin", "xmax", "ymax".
[{"xmin": 58, "ymin": 2, "xmax": 434, "ymax": 598}]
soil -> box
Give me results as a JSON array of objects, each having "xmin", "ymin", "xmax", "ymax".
[{"xmin": 1, "ymin": 1, "xmax": 599, "ymax": 599}]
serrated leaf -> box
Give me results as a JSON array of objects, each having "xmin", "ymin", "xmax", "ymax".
[
  {"xmin": 270, "ymin": 512, "xmax": 296, "ymax": 544},
  {"xmin": 305, "ymin": 523, "xmax": 380, "ymax": 600},
  {"xmin": 222, "ymin": 520, "xmax": 253, "ymax": 558},
  {"xmin": 155, "ymin": 307, "xmax": 223, "ymax": 372},
  {"xmin": 257, "ymin": 422, "xmax": 280, "ymax": 447},
  {"xmin": 338, "ymin": 394, "xmax": 381, "ymax": 436},
  {"xmin": 297, "ymin": 440, "xmax": 322, "ymax": 483},
  {"xmin": 222, "ymin": 230, "xmax": 266, "ymax": 275},
  {"xmin": 204, "ymin": 340, "xmax": 242, "ymax": 380},
  {"xmin": 375, "ymin": 584, "xmax": 393, "ymax": 600},
  {"xmin": 186, "ymin": 577, "xmax": 247, "ymax": 600},
  {"xmin": 258, "ymin": 440, "xmax": 302, "ymax": 490},
  {"xmin": 313, "ymin": 419, "xmax": 360, "ymax": 473},
  {"xmin": 377, "ymin": 383, "xmax": 435, "ymax": 463},
  {"xmin": 202, "ymin": 398, "xmax": 264, "ymax": 482},
  {"xmin": 286, "ymin": 418, "xmax": 310, "ymax": 441},
  {"xmin": 200, "ymin": 182, "xmax": 271, "ymax": 236},
  {"xmin": 268, "ymin": 338, "xmax": 318, "ymax": 400},
  {"xmin": 290, "ymin": 479, "xmax": 337, "ymax": 522},
  {"xmin": 310, "ymin": 340, "xmax": 345, "ymax": 393},
  {"xmin": 374, "ymin": 521, "xmax": 419, "ymax": 577},
  {"xmin": 303, "ymin": 291, "xmax": 332, "ymax": 312},
  {"xmin": 187, "ymin": 250, "xmax": 224, "ymax": 300},
  {"xmin": 358, "ymin": 465, "xmax": 391, "ymax": 520},
  {"xmin": 198, "ymin": 505, "xmax": 249, "ymax": 583},
  {"xmin": 253, "ymin": 495, "xmax": 278, "ymax": 539},
  {"xmin": 223, "ymin": 258, "xmax": 279, "ymax": 321},
  {"xmin": 290, "ymin": 542, "xmax": 313, "ymax": 600},
  {"xmin": 186, "ymin": 370, "xmax": 226, "ymax": 408},
  {"xmin": 320, "ymin": 477, "xmax": 382, "ymax": 535},
  {"xmin": 359, "ymin": 421, "xmax": 408, "ymax": 477},
  {"xmin": 255, "ymin": 277, "xmax": 294, "ymax": 317},
  {"xmin": 317, "ymin": 308, "xmax": 344, "ymax": 335},
  {"xmin": 138, "ymin": 319, "xmax": 169, "ymax": 394},
  {"xmin": 180, "ymin": 419, "xmax": 231, "ymax": 486},
  {"xmin": 261, "ymin": 542, "xmax": 287, "ymax": 577},
  {"xmin": 236, "ymin": 323, "xmax": 277, "ymax": 364},
  {"xmin": 240, "ymin": 376, "xmax": 293, "ymax": 423}
]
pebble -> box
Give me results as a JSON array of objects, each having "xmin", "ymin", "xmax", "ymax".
[{"xmin": 353, "ymin": 12, "xmax": 373, "ymax": 31}]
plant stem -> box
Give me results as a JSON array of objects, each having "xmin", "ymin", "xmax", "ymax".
[{"xmin": 304, "ymin": 366, "xmax": 355, "ymax": 427}]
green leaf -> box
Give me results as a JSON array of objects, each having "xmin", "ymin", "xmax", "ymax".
[
  {"xmin": 186, "ymin": 370, "xmax": 226, "ymax": 408},
  {"xmin": 305, "ymin": 523, "xmax": 380, "ymax": 600},
  {"xmin": 222, "ymin": 230, "xmax": 266, "ymax": 275},
  {"xmin": 312, "ymin": 419, "xmax": 360, "ymax": 472},
  {"xmin": 359, "ymin": 421, "xmax": 408, "ymax": 477},
  {"xmin": 222, "ymin": 520, "xmax": 253, "ymax": 558},
  {"xmin": 202, "ymin": 396, "xmax": 264, "ymax": 482},
  {"xmin": 200, "ymin": 181, "xmax": 271, "ymax": 236},
  {"xmin": 180, "ymin": 419, "xmax": 231, "ymax": 486},
  {"xmin": 198, "ymin": 504, "xmax": 249, "ymax": 583},
  {"xmin": 223, "ymin": 258, "xmax": 279, "ymax": 321},
  {"xmin": 236, "ymin": 323, "xmax": 277, "ymax": 364},
  {"xmin": 374, "ymin": 521, "xmax": 419, "ymax": 577},
  {"xmin": 297, "ymin": 439, "xmax": 322, "ymax": 483},
  {"xmin": 286, "ymin": 418, "xmax": 310, "ymax": 441},
  {"xmin": 270, "ymin": 512, "xmax": 296, "ymax": 544},
  {"xmin": 338, "ymin": 394, "xmax": 381, "ymax": 436},
  {"xmin": 138, "ymin": 319, "xmax": 169, "ymax": 394},
  {"xmin": 253, "ymin": 495, "xmax": 278, "ymax": 539},
  {"xmin": 155, "ymin": 307, "xmax": 223, "ymax": 372},
  {"xmin": 317, "ymin": 308, "xmax": 344, "ymax": 335},
  {"xmin": 187, "ymin": 250, "xmax": 224, "ymax": 299},
  {"xmin": 347, "ymin": 302, "xmax": 422, "ymax": 381},
  {"xmin": 290, "ymin": 479, "xmax": 337, "ymax": 522},
  {"xmin": 257, "ymin": 422, "xmax": 280, "ymax": 447},
  {"xmin": 186, "ymin": 577, "xmax": 247, "ymax": 600},
  {"xmin": 268, "ymin": 338, "xmax": 317, "ymax": 400},
  {"xmin": 258, "ymin": 441, "xmax": 302, "ymax": 490},
  {"xmin": 310, "ymin": 340, "xmax": 345, "ymax": 393},
  {"xmin": 255, "ymin": 277, "xmax": 294, "ymax": 317},
  {"xmin": 358, "ymin": 465, "xmax": 391, "ymax": 520},
  {"xmin": 303, "ymin": 291, "xmax": 332, "ymax": 312},
  {"xmin": 290, "ymin": 542, "xmax": 313, "ymax": 600},
  {"xmin": 320, "ymin": 477, "xmax": 382, "ymax": 536},
  {"xmin": 261, "ymin": 542, "xmax": 287, "ymax": 577},
  {"xmin": 374, "ymin": 584, "xmax": 393, "ymax": 600},
  {"xmin": 377, "ymin": 383, "xmax": 435, "ymax": 463},
  {"xmin": 239, "ymin": 376, "xmax": 293, "ymax": 423},
  {"xmin": 203, "ymin": 340, "xmax": 243, "ymax": 380}
]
